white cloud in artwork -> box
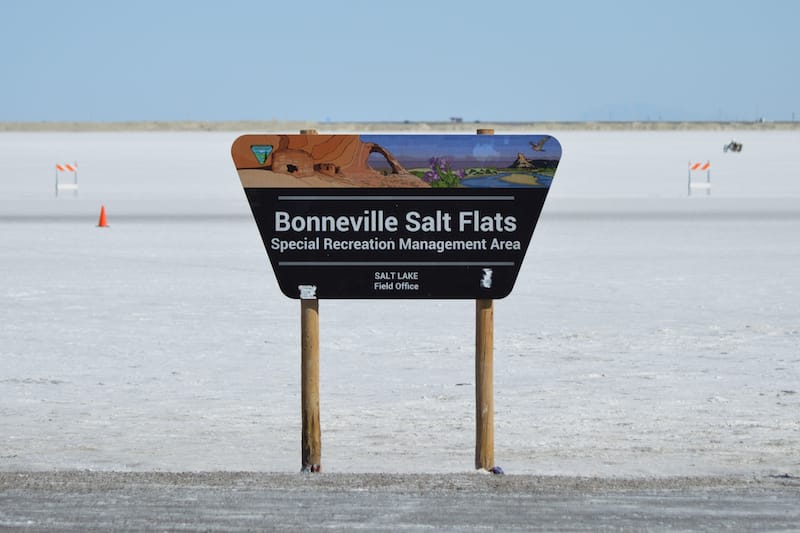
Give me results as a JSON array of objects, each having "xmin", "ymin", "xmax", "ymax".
[{"xmin": 472, "ymin": 143, "xmax": 499, "ymax": 159}]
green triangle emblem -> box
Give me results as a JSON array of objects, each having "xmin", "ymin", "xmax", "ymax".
[{"xmin": 250, "ymin": 145, "xmax": 273, "ymax": 165}]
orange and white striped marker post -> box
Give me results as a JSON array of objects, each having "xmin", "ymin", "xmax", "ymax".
[
  {"xmin": 55, "ymin": 162, "xmax": 79, "ymax": 197},
  {"xmin": 688, "ymin": 161, "xmax": 711, "ymax": 196}
]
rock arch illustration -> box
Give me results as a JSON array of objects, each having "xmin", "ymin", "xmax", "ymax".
[{"xmin": 363, "ymin": 142, "xmax": 406, "ymax": 174}]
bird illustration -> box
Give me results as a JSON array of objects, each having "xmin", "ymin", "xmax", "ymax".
[{"xmin": 529, "ymin": 136, "xmax": 551, "ymax": 152}]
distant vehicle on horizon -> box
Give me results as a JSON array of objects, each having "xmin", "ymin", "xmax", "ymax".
[{"xmin": 724, "ymin": 139, "xmax": 743, "ymax": 152}]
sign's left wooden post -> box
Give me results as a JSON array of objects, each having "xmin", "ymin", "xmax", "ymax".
[
  {"xmin": 299, "ymin": 130, "xmax": 321, "ymax": 473},
  {"xmin": 300, "ymin": 297, "xmax": 321, "ymax": 472}
]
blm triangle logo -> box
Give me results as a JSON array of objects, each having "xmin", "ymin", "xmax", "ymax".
[{"xmin": 250, "ymin": 145, "xmax": 273, "ymax": 165}]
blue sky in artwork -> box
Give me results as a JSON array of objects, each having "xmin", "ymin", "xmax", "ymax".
[{"xmin": 362, "ymin": 135, "xmax": 561, "ymax": 168}]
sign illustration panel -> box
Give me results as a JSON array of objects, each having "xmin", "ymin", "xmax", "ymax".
[{"xmin": 231, "ymin": 134, "xmax": 561, "ymax": 299}]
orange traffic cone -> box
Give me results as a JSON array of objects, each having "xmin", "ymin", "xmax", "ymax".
[{"xmin": 97, "ymin": 205, "xmax": 109, "ymax": 227}]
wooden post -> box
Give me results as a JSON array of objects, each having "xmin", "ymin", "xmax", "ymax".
[
  {"xmin": 299, "ymin": 128, "xmax": 321, "ymax": 472},
  {"xmin": 300, "ymin": 297, "xmax": 321, "ymax": 472},
  {"xmin": 475, "ymin": 128, "xmax": 495, "ymax": 471},
  {"xmin": 475, "ymin": 298, "xmax": 494, "ymax": 470}
]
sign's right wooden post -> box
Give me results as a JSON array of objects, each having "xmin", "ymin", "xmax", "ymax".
[
  {"xmin": 475, "ymin": 298, "xmax": 494, "ymax": 470},
  {"xmin": 475, "ymin": 128, "xmax": 495, "ymax": 471}
]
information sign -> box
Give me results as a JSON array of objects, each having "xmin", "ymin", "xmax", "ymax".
[{"xmin": 232, "ymin": 134, "xmax": 560, "ymax": 299}]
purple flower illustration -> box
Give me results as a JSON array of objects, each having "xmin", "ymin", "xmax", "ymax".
[{"xmin": 425, "ymin": 157, "xmax": 462, "ymax": 188}]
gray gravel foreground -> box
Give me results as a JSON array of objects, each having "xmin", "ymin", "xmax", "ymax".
[{"xmin": 1, "ymin": 472, "xmax": 798, "ymax": 532}]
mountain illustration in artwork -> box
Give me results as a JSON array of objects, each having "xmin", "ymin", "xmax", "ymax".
[{"xmin": 508, "ymin": 152, "xmax": 536, "ymax": 169}]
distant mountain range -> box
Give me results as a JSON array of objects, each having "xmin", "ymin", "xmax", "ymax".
[{"xmin": 1, "ymin": 120, "xmax": 796, "ymax": 132}]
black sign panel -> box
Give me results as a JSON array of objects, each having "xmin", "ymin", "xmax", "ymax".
[{"xmin": 232, "ymin": 134, "xmax": 560, "ymax": 299}]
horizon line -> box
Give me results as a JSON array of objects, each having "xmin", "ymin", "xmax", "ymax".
[{"xmin": 1, "ymin": 119, "xmax": 797, "ymax": 133}]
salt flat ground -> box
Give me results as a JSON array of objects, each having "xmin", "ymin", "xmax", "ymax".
[{"xmin": 0, "ymin": 130, "xmax": 798, "ymax": 476}]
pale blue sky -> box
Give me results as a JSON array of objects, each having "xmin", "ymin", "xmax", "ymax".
[{"xmin": 2, "ymin": 0, "xmax": 798, "ymax": 122}]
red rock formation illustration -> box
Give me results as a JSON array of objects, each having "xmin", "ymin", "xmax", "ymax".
[{"xmin": 232, "ymin": 134, "xmax": 428, "ymax": 188}]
